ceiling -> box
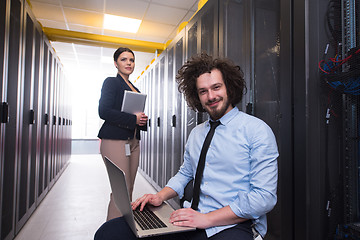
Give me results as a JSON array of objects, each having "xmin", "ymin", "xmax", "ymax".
[{"xmin": 28, "ymin": 0, "xmax": 201, "ymax": 81}]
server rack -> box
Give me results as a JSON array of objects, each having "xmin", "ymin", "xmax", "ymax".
[
  {"xmin": 2, "ymin": 0, "xmax": 23, "ymax": 237},
  {"xmin": 165, "ymin": 46, "xmax": 175, "ymax": 187},
  {"xmin": 158, "ymin": 55, "xmax": 166, "ymax": 188},
  {"xmin": 0, "ymin": 0, "xmax": 72, "ymax": 239},
  {"xmin": 173, "ymin": 31, "xmax": 186, "ymax": 178}
]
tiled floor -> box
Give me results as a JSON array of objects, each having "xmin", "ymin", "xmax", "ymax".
[{"xmin": 14, "ymin": 154, "xmax": 156, "ymax": 240}]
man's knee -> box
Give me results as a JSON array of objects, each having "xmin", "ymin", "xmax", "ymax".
[{"xmin": 94, "ymin": 217, "xmax": 136, "ymax": 240}]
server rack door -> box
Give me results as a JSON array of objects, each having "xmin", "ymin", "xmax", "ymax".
[
  {"xmin": 146, "ymin": 70, "xmax": 152, "ymax": 178},
  {"xmin": 29, "ymin": 15, "xmax": 42, "ymax": 218},
  {"xmin": 54, "ymin": 62, "xmax": 60, "ymax": 177},
  {"xmin": 139, "ymin": 75, "xmax": 146, "ymax": 173},
  {"xmin": 200, "ymin": 0, "xmax": 218, "ymax": 57},
  {"xmin": 150, "ymin": 68, "xmax": 157, "ymax": 183},
  {"xmin": 138, "ymin": 79, "xmax": 144, "ymax": 171},
  {"xmin": 219, "ymin": 0, "xmax": 248, "ymax": 112},
  {"xmin": 0, "ymin": 0, "xmax": 6, "ymax": 235},
  {"xmin": 1, "ymin": 0, "xmax": 22, "ymax": 238},
  {"xmin": 143, "ymin": 77, "xmax": 148, "ymax": 172},
  {"xmin": 253, "ymin": 1, "xmax": 281, "ymax": 239},
  {"xmin": 145, "ymin": 76, "xmax": 149, "ymax": 174},
  {"xmin": 198, "ymin": 0, "xmax": 218, "ymax": 124},
  {"xmin": 53, "ymin": 61, "xmax": 58, "ymax": 179},
  {"xmin": 185, "ymin": 20, "xmax": 198, "ymax": 141},
  {"xmin": 0, "ymin": 0, "xmax": 5, "ymax": 134},
  {"xmin": 56, "ymin": 68, "xmax": 63, "ymax": 173},
  {"xmin": 16, "ymin": 9, "xmax": 35, "ymax": 231},
  {"xmin": 49, "ymin": 58, "xmax": 57, "ymax": 186},
  {"xmin": 163, "ymin": 32, "xmax": 186, "ymax": 208},
  {"xmin": 174, "ymin": 35, "xmax": 185, "ymax": 175},
  {"xmin": 38, "ymin": 43, "xmax": 50, "ymax": 203},
  {"xmin": 46, "ymin": 53, "xmax": 54, "ymax": 188},
  {"xmin": 52, "ymin": 63, "xmax": 57, "ymax": 179},
  {"xmin": 165, "ymin": 47, "xmax": 174, "ymax": 185},
  {"xmin": 153, "ymin": 62, "xmax": 159, "ymax": 187},
  {"xmin": 158, "ymin": 55, "xmax": 166, "ymax": 188}
]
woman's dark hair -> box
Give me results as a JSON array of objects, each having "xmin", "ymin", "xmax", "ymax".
[
  {"xmin": 113, "ymin": 47, "xmax": 135, "ymax": 62},
  {"xmin": 176, "ymin": 52, "xmax": 246, "ymax": 112}
]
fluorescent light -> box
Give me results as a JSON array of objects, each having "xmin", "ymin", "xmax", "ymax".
[{"xmin": 103, "ymin": 14, "xmax": 141, "ymax": 33}]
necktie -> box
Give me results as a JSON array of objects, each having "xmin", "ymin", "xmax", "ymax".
[{"xmin": 191, "ymin": 120, "xmax": 221, "ymax": 210}]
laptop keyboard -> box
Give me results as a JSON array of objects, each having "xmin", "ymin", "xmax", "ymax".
[{"xmin": 133, "ymin": 207, "xmax": 167, "ymax": 230}]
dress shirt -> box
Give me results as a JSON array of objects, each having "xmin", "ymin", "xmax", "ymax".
[{"xmin": 166, "ymin": 107, "xmax": 279, "ymax": 237}]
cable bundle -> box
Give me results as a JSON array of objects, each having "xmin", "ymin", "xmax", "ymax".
[{"xmin": 319, "ymin": 46, "xmax": 360, "ymax": 95}]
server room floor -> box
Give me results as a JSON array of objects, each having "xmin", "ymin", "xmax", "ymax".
[{"xmin": 13, "ymin": 154, "xmax": 156, "ymax": 240}]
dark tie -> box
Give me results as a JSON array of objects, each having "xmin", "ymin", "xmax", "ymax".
[{"xmin": 191, "ymin": 120, "xmax": 221, "ymax": 210}]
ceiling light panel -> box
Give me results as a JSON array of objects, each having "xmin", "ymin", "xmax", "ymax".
[{"xmin": 103, "ymin": 14, "xmax": 141, "ymax": 33}]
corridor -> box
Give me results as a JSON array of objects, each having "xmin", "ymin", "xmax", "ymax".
[{"xmin": 13, "ymin": 154, "xmax": 156, "ymax": 240}]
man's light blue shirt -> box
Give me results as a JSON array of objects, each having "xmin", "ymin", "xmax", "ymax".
[{"xmin": 166, "ymin": 107, "xmax": 279, "ymax": 237}]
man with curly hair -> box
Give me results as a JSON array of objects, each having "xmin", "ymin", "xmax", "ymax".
[{"xmin": 95, "ymin": 53, "xmax": 278, "ymax": 240}]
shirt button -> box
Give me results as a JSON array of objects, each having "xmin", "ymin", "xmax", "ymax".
[{"xmin": 205, "ymin": 182, "xmax": 208, "ymax": 185}]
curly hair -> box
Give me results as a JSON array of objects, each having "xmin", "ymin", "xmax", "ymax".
[{"xmin": 176, "ymin": 53, "xmax": 246, "ymax": 112}]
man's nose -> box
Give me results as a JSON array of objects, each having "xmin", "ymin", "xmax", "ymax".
[{"xmin": 208, "ymin": 90, "xmax": 216, "ymax": 100}]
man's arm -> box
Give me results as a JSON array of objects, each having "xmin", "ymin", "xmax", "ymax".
[
  {"xmin": 131, "ymin": 187, "xmax": 178, "ymax": 211},
  {"xmin": 169, "ymin": 206, "xmax": 247, "ymax": 229}
]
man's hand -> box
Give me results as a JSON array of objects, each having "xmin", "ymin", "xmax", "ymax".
[
  {"xmin": 131, "ymin": 193, "xmax": 163, "ymax": 211},
  {"xmin": 131, "ymin": 187, "xmax": 178, "ymax": 211},
  {"xmin": 170, "ymin": 206, "xmax": 248, "ymax": 229},
  {"xmin": 169, "ymin": 208, "xmax": 211, "ymax": 229}
]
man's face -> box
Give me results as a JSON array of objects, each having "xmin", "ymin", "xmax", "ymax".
[{"xmin": 196, "ymin": 69, "xmax": 233, "ymax": 120}]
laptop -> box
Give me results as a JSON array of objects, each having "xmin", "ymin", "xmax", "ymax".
[
  {"xmin": 103, "ymin": 156, "xmax": 196, "ymax": 238},
  {"xmin": 121, "ymin": 90, "xmax": 147, "ymax": 114}
]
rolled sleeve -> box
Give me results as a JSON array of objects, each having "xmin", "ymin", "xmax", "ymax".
[
  {"xmin": 165, "ymin": 140, "xmax": 194, "ymax": 199},
  {"xmin": 230, "ymin": 123, "xmax": 278, "ymax": 219}
]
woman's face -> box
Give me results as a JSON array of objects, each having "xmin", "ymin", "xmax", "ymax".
[{"xmin": 114, "ymin": 51, "xmax": 135, "ymax": 79}]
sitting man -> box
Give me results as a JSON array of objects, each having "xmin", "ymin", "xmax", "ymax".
[{"xmin": 95, "ymin": 53, "xmax": 279, "ymax": 240}]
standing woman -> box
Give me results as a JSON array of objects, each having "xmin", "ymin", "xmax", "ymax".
[{"xmin": 98, "ymin": 47, "xmax": 148, "ymax": 221}]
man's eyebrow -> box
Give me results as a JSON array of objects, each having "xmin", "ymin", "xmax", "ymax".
[{"xmin": 197, "ymin": 87, "xmax": 208, "ymax": 92}]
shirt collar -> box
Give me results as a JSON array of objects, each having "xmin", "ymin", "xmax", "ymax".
[{"xmin": 208, "ymin": 106, "xmax": 239, "ymax": 126}]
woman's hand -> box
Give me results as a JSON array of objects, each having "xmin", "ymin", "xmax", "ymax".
[{"xmin": 135, "ymin": 112, "xmax": 148, "ymax": 126}]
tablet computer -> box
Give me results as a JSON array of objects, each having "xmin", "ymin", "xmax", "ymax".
[{"xmin": 121, "ymin": 90, "xmax": 147, "ymax": 114}]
